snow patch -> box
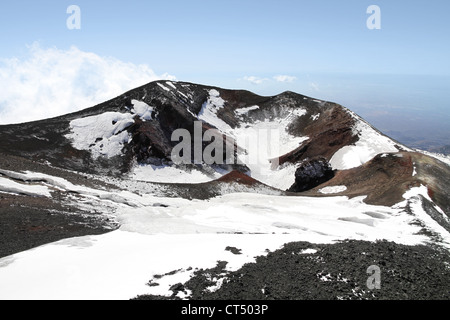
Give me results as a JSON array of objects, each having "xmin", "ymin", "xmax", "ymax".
[
  {"xmin": 292, "ymin": 108, "xmax": 307, "ymax": 117},
  {"xmin": 206, "ymin": 277, "xmax": 225, "ymax": 293},
  {"xmin": 198, "ymin": 89, "xmax": 231, "ymax": 133},
  {"xmin": 66, "ymin": 100, "xmax": 156, "ymax": 159},
  {"xmin": 130, "ymin": 164, "xmax": 220, "ymax": 184},
  {"xmin": 299, "ymin": 248, "xmax": 318, "ymax": 254},
  {"xmin": 397, "ymin": 185, "xmax": 450, "ymax": 246},
  {"xmin": 66, "ymin": 112, "xmax": 134, "ymax": 159},
  {"xmin": 0, "ymin": 169, "xmax": 143, "ymax": 208},
  {"xmin": 318, "ymin": 273, "xmax": 333, "ymax": 282},
  {"xmin": 412, "ymin": 163, "xmax": 417, "ymax": 177},
  {"xmin": 166, "ymin": 82, "xmax": 177, "ymax": 90},
  {"xmin": 234, "ymin": 105, "xmax": 260, "ymax": 116},
  {"xmin": 402, "ymin": 185, "xmax": 431, "ymax": 201},
  {"xmin": 177, "ymin": 90, "xmax": 189, "ymax": 101},
  {"xmin": 0, "ymin": 176, "xmax": 51, "ymax": 197},
  {"xmin": 319, "ymin": 186, "xmax": 347, "ymax": 194},
  {"xmin": 157, "ymin": 82, "xmax": 171, "ymax": 92},
  {"xmin": 330, "ymin": 117, "xmax": 401, "ymax": 170},
  {"xmin": 131, "ymin": 100, "xmax": 154, "ymax": 121}
]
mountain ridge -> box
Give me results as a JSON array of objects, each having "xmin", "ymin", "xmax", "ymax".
[{"xmin": 1, "ymin": 80, "xmax": 449, "ymax": 212}]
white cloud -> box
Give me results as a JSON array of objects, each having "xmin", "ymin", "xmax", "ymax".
[
  {"xmin": 273, "ymin": 75, "xmax": 297, "ymax": 83},
  {"xmin": 241, "ymin": 75, "xmax": 297, "ymax": 85},
  {"xmin": 242, "ymin": 76, "xmax": 269, "ymax": 85},
  {"xmin": 0, "ymin": 43, "xmax": 176, "ymax": 125}
]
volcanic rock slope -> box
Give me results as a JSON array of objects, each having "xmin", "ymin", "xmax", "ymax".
[{"xmin": 0, "ymin": 80, "xmax": 449, "ymax": 300}]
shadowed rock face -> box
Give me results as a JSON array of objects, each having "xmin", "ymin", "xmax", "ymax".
[{"xmin": 288, "ymin": 157, "xmax": 335, "ymax": 192}]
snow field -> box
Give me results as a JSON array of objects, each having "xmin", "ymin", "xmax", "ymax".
[
  {"xmin": 230, "ymin": 119, "xmax": 308, "ymax": 190},
  {"xmin": 130, "ymin": 164, "xmax": 221, "ymax": 184},
  {"xmin": 0, "ymin": 232, "xmax": 318, "ymax": 300},
  {"xmin": 0, "ymin": 167, "xmax": 449, "ymax": 300}
]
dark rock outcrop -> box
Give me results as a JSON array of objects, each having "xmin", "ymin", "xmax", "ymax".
[
  {"xmin": 133, "ymin": 240, "xmax": 450, "ymax": 300},
  {"xmin": 287, "ymin": 157, "xmax": 335, "ymax": 192}
]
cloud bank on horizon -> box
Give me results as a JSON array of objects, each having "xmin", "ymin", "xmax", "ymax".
[
  {"xmin": 241, "ymin": 75, "xmax": 298, "ymax": 85},
  {"xmin": 0, "ymin": 44, "xmax": 176, "ymax": 125},
  {"xmin": 0, "ymin": 43, "xmax": 302, "ymax": 125}
]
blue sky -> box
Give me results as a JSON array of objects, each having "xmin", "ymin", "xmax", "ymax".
[
  {"xmin": 0, "ymin": 0, "xmax": 449, "ymax": 148},
  {"xmin": 2, "ymin": 0, "xmax": 449, "ymax": 77}
]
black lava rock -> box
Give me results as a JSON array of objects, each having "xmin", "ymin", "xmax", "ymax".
[{"xmin": 288, "ymin": 157, "xmax": 335, "ymax": 192}]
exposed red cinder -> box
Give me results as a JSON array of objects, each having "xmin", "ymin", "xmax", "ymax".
[
  {"xmin": 216, "ymin": 170, "xmax": 260, "ymax": 186},
  {"xmin": 428, "ymin": 186, "xmax": 435, "ymax": 200},
  {"xmin": 278, "ymin": 106, "xmax": 357, "ymax": 166},
  {"xmin": 26, "ymin": 225, "xmax": 50, "ymax": 232},
  {"xmin": 398, "ymin": 153, "xmax": 414, "ymax": 175}
]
